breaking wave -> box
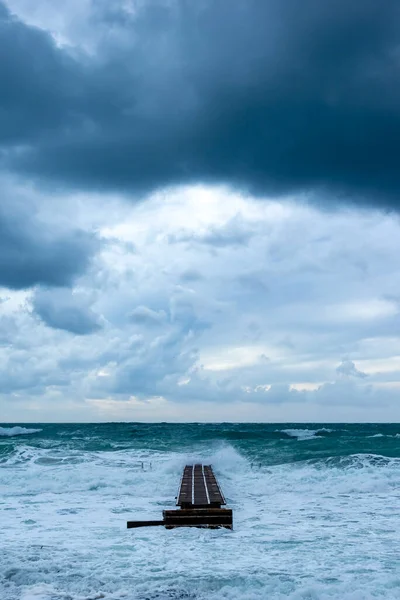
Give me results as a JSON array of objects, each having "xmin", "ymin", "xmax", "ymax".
[
  {"xmin": 0, "ymin": 426, "xmax": 42, "ymax": 437},
  {"xmin": 280, "ymin": 427, "xmax": 333, "ymax": 440}
]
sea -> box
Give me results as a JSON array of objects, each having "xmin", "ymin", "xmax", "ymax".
[{"xmin": 0, "ymin": 423, "xmax": 399, "ymax": 600}]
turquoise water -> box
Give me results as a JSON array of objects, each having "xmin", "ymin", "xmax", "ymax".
[{"xmin": 0, "ymin": 423, "xmax": 399, "ymax": 599}]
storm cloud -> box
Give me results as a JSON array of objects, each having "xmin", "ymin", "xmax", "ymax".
[
  {"xmin": 1, "ymin": 1, "xmax": 400, "ymax": 206},
  {"xmin": 2, "ymin": 2, "xmax": 400, "ymax": 422},
  {"xmin": 0, "ymin": 199, "xmax": 98, "ymax": 290},
  {"xmin": 33, "ymin": 288, "xmax": 102, "ymax": 335}
]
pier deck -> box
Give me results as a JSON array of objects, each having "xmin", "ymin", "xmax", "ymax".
[
  {"xmin": 177, "ymin": 464, "xmax": 226, "ymax": 508},
  {"xmin": 127, "ymin": 464, "xmax": 232, "ymax": 529}
]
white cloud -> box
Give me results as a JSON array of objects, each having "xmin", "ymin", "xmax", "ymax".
[
  {"xmin": 201, "ymin": 345, "xmax": 281, "ymax": 372},
  {"xmin": 328, "ymin": 299, "xmax": 398, "ymax": 322},
  {"xmin": 1, "ymin": 185, "xmax": 400, "ymax": 421}
]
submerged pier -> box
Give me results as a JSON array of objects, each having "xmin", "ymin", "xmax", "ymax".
[{"xmin": 127, "ymin": 464, "xmax": 232, "ymax": 529}]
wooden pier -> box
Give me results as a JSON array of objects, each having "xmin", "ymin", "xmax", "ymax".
[{"xmin": 127, "ymin": 464, "xmax": 232, "ymax": 529}]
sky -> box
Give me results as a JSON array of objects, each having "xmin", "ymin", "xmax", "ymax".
[{"xmin": 1, "ymin": 0, "xmax": 400, "ymax": 422}]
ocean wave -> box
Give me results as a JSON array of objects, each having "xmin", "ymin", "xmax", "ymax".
[
  {"xmin": 367, "ymin": 433, "xmax": 400, "ymax": 438},
  {"xmin": 280, "ymin": 428, "xmax": 333, "ymax": 440},
  {"xmin": 2, "ymin": 430, "xmax": 399, "ymax": 600},
  {"xmin": 314, "ymin": 452, "xmax": 400, "ymax": 470},
  {"xmin": 0, "ymin": 426, "xmax": 42, "ymax": 437}
]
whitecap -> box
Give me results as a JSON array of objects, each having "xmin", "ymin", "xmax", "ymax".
[
  {"xmin": 0, "ymin": 426, "xmax": 42, "ymax": 437},
  {"xmin": 281, "ymin": 428, "xmax": 330, "ymax": 440},
  {"xmin": 367, "ymin": 433, "xmax": 400, "ymax": 438}
]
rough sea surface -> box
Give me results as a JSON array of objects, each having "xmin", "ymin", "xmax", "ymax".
[{"xmin": 0, "ymin": 423, "xmax": 399, "ymax": 600}]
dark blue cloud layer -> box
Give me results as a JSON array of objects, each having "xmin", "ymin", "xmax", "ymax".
[
  {"xmin": 0, "ymin": 204, "xmax": 98, "ymax": 290},
  {"xmin": 1, "ymin": 1, "xmax": 400, "ymax": 205},
  {"xmin": 33, "ymin": 288, "xmax": 102, "ymax": 335}
]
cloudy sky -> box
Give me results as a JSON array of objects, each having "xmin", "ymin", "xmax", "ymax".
[{"xmin": 1, "ymin": 0, "xmax": 400, "ymax": 422}]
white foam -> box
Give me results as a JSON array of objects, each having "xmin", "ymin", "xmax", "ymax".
[
  {"xmin": 0, "ymin": 426, "xmax": 42, "ymax": 437},
  {"xmin": 1, "ymin": 443, "xmax": 399, "ymax": 600}
]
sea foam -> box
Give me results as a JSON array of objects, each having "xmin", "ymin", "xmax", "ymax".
[{"xmin": 1, "ymin": 423, "xmax": 399, "ymax": 600}]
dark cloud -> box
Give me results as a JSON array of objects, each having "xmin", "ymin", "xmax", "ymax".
[
  {"xmin": 33, "ymin": 288, "xmax": 102, "ymax": 335},
  {"xmin": 1, "ymin": 1, "xmax": 400, "ymax": 206},
  {"xmin": 0, "ymin": 4, "xmax": 83, "ymax": 145},
  {"xmin": 0, "ymin": 202, "xmax": 98, "ymax": 290}
]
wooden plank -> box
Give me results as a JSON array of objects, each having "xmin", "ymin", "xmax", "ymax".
[
  {"xmin": 203, "ymin": 465, "xmax": 226, "ymax": 506},
  {"xmin": 127, "ymin": 520, "xmax": 165, "ymax": 528},
  {"xmin": 164, "ymin": 514, "xmax": 232, "ymax": 522},
  {"xmin": 176, "ymin": 465, "xmax": 193, "ymax": 507},
  {"xmin": 164, "ymin": 508, "xmax": 233, "ymax": 529},
  {"xmin": 193, "ymin": 463, "xmax": 208, "ymax": 506},
  {"xmin": 164, "ymin": 509, "xmax": 232, "ymax": 517},
  {"xmin": 165, "ymin": 517, "xmax": 232, "ymax": 527},
  {"xmin": 164, "ymin": 509, "xmax": 232, "ymax": 528}
]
